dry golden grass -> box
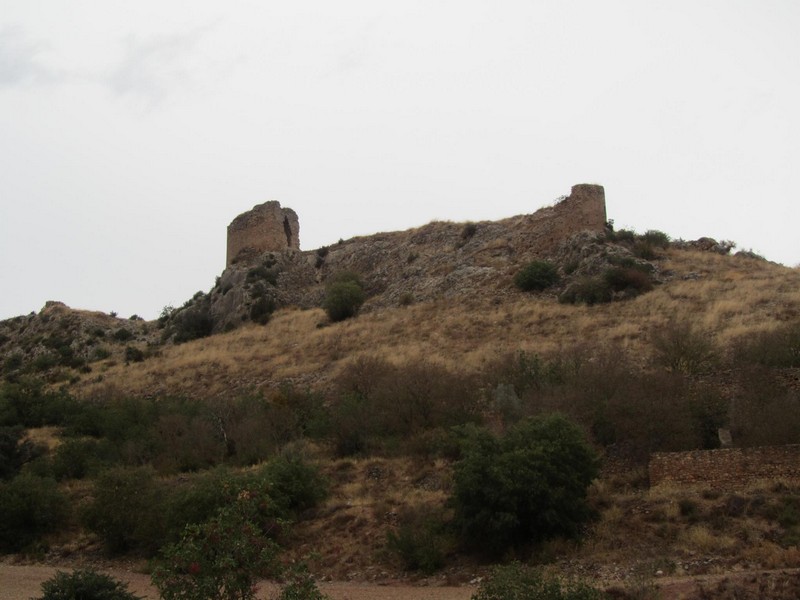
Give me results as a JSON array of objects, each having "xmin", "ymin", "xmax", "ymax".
[{"xmin": 71, "ymin": 248, "xmax": 800, "ymax": 401}]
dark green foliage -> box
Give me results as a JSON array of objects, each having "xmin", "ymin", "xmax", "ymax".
[
  {"xmin": 82, "ymin": 467, "xmax": 168, "ymax": 554},
  {"xmin": 262, "ymin": 455, "xmax": 328, "ymax": 516},
  {"xmin": 471, "ymin": 562, "xmax": 609, "ymax": 600},
  {"xmin": 50, "ymin": 437, "xmax": 114, "ymax": 480},
  {"xmin": 323, "ymin": 273, "xmax": 366, "ymax": 322},
  {"xmin": 0, "ymin": 425, "xmax": 41, "ymax": 480},
  {"xmin": 0, "ymin": 473, "xmax": 68, "ymax": 552},
  {"xmin": 250, "ymin": 295, "xmax": 276, "ymax": 325},
  {"xmin": 452, "ymin": 414, "xmax": 599, "ymax": 556},
  {"xmin": 32, "ymin": 352, "xmax": 59, "ymax": 372},
  {"xmin": 171, "ymin": 303, "xmax": 213, "ymax": 344},
  {"xmin": 0, "ymin": 379, "xmax": 81, "ymax": 428},
  {"xmin": 35, "ymin": 569, "xmax": 142, "ymax": 600},
  {"xmin": 246, "ymin": 257, "xmax": 280, "ymax": 286},
  {"xmin": 112, "ymin": 328, "xmax": 133, "ymax": 342},
  {"xmin": 124, "ymin": 346, "xmax": 144, "ymax": 364},
  {"xmin": 642, "ymin": 229, "xmax": 671, "ymax": 248},
  {"xmin": 514, "ymin": 260, "xmax": 560, "ymax": 292}
]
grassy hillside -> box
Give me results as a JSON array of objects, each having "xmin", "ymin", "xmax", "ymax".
[
  {"xmin": 71, "ymin": 247, "xmax": 800, "ymax": 401},
  {"xmin": 2, "ymin": 234, "xmax": 800, "ymax": 597}
]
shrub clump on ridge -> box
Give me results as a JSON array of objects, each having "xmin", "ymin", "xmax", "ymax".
[{"xmin": 514, "ymin": 260, "xmax": 560, "ymax": 292}]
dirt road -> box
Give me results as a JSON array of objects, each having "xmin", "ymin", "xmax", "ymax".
[{"xmin": 0, "ymin": 564, "xmax": 475, "ymax": 600}]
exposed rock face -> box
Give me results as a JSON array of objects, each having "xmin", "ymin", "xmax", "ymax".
[
  {"xmin": 208, "ymin": 184, "xmax": 611, "ymax": 331},
  {"xmin": 226, "ymin": 201, "xmax": 300, "ymax": 267}
]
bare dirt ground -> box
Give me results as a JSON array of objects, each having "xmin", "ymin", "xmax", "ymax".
[
  {"xmin": 0, "ymin": 564, "xmax": 474, "ymax": 600},
  {"xmin": 4, "ymin": 563, "xmax": 800, "ymax": 600}
]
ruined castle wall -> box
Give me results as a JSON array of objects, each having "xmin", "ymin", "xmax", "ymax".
[
  {"xmin": 226, "ymin": 201, "xmax": 300, "ymax": 267},
  {"xmin": 649, "ymin": 445, "xmax": 800, "ymax": 488},
  {"xmin": 519, "ymin": 183, "xmax": 608, "ymax": 255}
]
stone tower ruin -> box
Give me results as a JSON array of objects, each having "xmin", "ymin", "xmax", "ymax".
[{"xmin": 226, "ymin": 201, "xmax": 300, "ymax": 267}]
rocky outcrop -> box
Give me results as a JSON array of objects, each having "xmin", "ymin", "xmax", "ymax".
[{"xmin": 206, "ymin": 184, "xmax": 613, "ymax": 331}]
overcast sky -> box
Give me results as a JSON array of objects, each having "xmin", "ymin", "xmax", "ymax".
[{"xmin": 1, "ymin": 1, "xmax": 798, "ymax": 320}]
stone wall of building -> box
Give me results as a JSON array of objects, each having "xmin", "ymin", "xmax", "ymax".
[
  {"xmin": 512, "ymin": 183, "xmax": 608, "ymax": 255},
  {"xmin": 649, "ymin": 445, "xmax": 800, "ymax": 488},
  {"xmin": 226, "ymin": 201, "xmax": 300, "ymax": 267}
]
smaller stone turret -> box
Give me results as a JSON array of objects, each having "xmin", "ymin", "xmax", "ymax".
[{"xmin": 226, "ymin": 201, "xmax": 300, "ymax": 267}]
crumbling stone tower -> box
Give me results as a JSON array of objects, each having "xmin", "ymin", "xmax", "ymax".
[{"xmin": 226, "ymin": 201, "xmax": 300, "ymax": 267}]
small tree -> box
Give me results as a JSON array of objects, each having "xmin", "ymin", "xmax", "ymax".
[
  {"xmin": 514, "ymin": 261, "xmax": 560, "ymax": 292},
  {"xmin": 322, "ymin": 272, "xmax": 365, "ymax": 322},
  {"xmin": 452, "ymin": 414, "xmax": 598, "ymax": 556},
  {"xmin": 151, "ymin": 496, "xmax": 281, "ymax": 600}
]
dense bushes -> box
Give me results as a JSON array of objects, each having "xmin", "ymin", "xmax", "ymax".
[
  {"xmin": 452, "ymin": 414, "xmax": 599, "ymax": 556},
  {"xmin": 330, "ymin": 357, "xmax": 481, "ymax": 456},
  {"xmin": 0, "ymin": 473, "xmax": 68, "ymax": 552},
  {"xmin": 82, "ymin": 467, "xmax": 167, "ymax": 554},
  {"xmin": 82, "ymin": 458, "xmax": 327, "ymax": 556}
]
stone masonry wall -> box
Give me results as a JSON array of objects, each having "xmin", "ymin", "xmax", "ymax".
[
  {"xmin": 649, "ymin": 445, "xmax": 800, "ymax": 488},
  {"xmin": 513, "ymin": 183, "xmax": 608, "ymax": 255},
  {"xmin": 226, "ymin": 201, "xmax": 300, "ymax": 267}
]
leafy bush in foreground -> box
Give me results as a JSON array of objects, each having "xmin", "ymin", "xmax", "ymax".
[
  {"xmin": 35, "ymin": 569, "xmax": 142, "ymax": 600},
  {"xmin": 151, "ymin": 496, "xmax": 281, "ymax": 600},
  {"xmin": 452, "ymin": 414, "xmax": 599, "ymax": 556}
]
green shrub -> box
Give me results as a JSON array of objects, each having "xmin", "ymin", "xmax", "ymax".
[
  {"xmin": 323, "ymin": 279, "xmax": 365, "ymax": 322},
  {"xmin": 0, "ymin": 473, "xmax": 69, "ymax": 552},
  {"xmin": 250, "ymin": 296, "xmax": 276, "ymax": 324},
  {"xmin": 514, "ymin": 260, "xmax": 560, "ymax": 292},
  {"xmin": 124, "ymin": 346, "xmax": 144, "ymax": 364},
  {"xmin": 386, "ymin": 509, "xmax": 448, "ymax": 574},
  {"xmin": 34, "ymin": 569, "xmax": 142, "ymax": 600},
  {"xmin": 112, "ymin": 328, "xmax": 133, "ymax": 342},
  {"xmin": 151, "ymin": 496, "xmax": 281, "ymax": 600},
  {"xmin": 452, "ymin": 414, "xmax": 599, "ymax": 556},
  {"xmin": 642, "ymin": 229, "xmax": 671, "ymax": 248},
  {"xmin": 276, "ymin": 563, "xmax": 331, "ymax": 600},
  {"xmin": 51, "ymin": 437, "xmax": 106, "ymax": 480},
  {"xmin": 471, "ymin": 562, "xmax": 609, "ymax": 600},
  {"xmin": 262, "ymin": 455, "xmax": 328, "ymax": 516},
  {"xmin": 171, "ymin": 303, "xmax": 214, "ymax": 344}
]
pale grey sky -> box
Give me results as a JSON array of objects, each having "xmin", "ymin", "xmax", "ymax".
[{"xmin": 1, "ymin": 1, "xmax": 798, "ymax": 320}]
